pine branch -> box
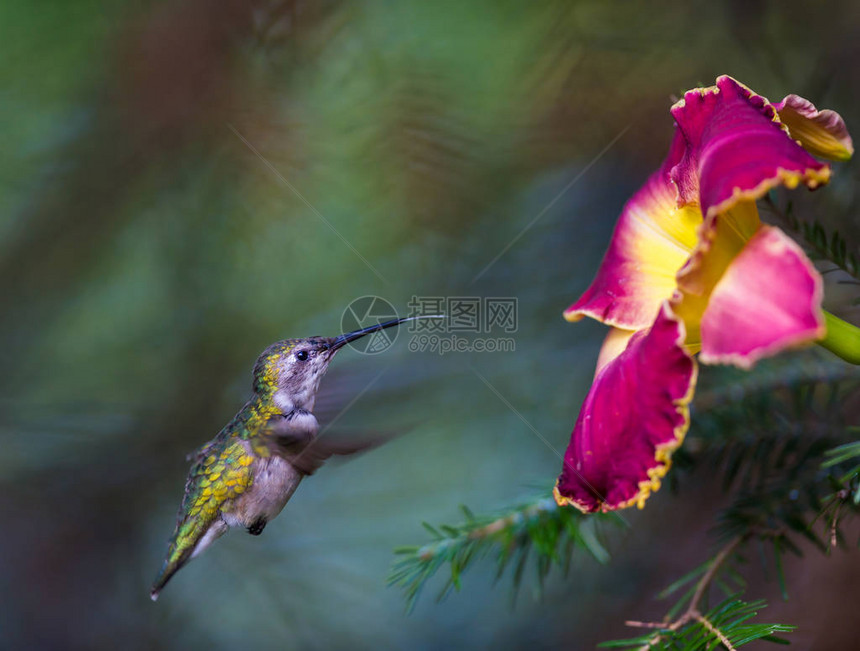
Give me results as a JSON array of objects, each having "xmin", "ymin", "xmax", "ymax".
[
  {"xmin": 389, "ymin": 350, "xmax": 860, "ymax": 631},
  {"xmin": 387, "ymin": 494, "xmax": 616, "ymax": 610},
  {"xmin": 604, "ymin": 598, "xmax": 794, "ymax": 650},
  {"xmin": 685, "ymin": 355, "xmax": 860, "ymax": 498},
  {"xmin": 685, "ymin": 361, "xmax": 860, "ymax": 553},
  {"xmin": 605, "ymin": 535, "xmax": 795, "ymax": 650},
  {"xmin": 816, "ymin": 428, "xmax": 860, "ymax": 548},
  {"xmin": 693, "ymin": 353, "xmax": 860, "ymax": 413},
  {"xmin": 619, "ymin": 536, "xmax": 744, "ymax": 647},
  {"xmin": 608, "ymin": 360, "xmax": 860, "ymax": 648},
  {"xmin": 763, "ymin": 194, "xmax": 860, "ymax": 282}
]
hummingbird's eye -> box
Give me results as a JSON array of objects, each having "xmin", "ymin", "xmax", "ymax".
[{"xmin": 295, "ymin": 350, "xmax": 309, "ymax": 362}]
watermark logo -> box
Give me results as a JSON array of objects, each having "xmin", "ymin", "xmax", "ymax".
[
  {"xmin": 407, "ymin": 333, "xmax": 516, "ymax": 355},
  {"xmin": 407, "ymin": 296, "xmax": 518, "ymax": 334},
  {"xmin": 340, "ymin": 295, "xmax": 400, "ymax": 354},
  {"xmin": 406, "ymin": 295, "xmax": 517, "ymax": 355}
]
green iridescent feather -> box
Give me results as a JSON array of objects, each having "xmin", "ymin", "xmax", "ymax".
[{"xmin": 153, "ymin": 400, "xmax": 276, "ymax": 586}]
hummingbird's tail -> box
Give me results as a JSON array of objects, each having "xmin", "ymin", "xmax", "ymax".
[
  {"xmin": 150, "ymin": 518, "xmax": 229, "ymax": 601},
  {"xmin": 150, "ymin": 556, "xmax": 186, "ymax": 602}
]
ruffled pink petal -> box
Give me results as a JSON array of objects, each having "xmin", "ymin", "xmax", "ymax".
[
  {"xmin": 670, "ymin": 76, "xmax": 831, "ymax": 218},
  {"xmin": 699, "ymin": 225, "xmax": 825, "ymax": 368},
  {"xmin": 554, "ymin": 304, "xmax": 697, "ymax": 513},
  {"xmin": 565, "ymin": 132, "xmax": 699, "ymax": 330},
  {"xmin": 774, "ymin": 94, "xmax": 854, "ymax": 162}
]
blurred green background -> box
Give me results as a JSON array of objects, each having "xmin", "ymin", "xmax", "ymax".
[{"xmin": 3, "ymin": 1, "xmax": 860, "ymax": 649}]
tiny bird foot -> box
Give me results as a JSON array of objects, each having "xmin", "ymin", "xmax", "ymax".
[{"xmin": 247, "ymin": 518, "xmax": 267, "ymax": 536}]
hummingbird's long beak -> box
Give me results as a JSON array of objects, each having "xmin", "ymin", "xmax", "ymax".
[{"xmin": 328, "ymin": 315, "xmax": 445, "ymax": 353}]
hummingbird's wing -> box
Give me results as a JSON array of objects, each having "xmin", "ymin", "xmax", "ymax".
[
  {"xmin": 259, "ymin": 415, "xmax": 389, "ymax": 476},
  {"xmin": 150, "ymin": 435, "xmax": 255, "ymax": 600},
  {"xmin": 185, "ymin": 436, "xmax": 219, "ymax": 463}
]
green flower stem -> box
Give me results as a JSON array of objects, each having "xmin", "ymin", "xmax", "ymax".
[{"xmin": 820, "ymin": 311, "xmax": 860, "ymax": 365}]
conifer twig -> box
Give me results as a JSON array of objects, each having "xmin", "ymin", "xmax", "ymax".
[{"xmin": 625, "ymin": 535, "xmax": 745, "ymax": 649}]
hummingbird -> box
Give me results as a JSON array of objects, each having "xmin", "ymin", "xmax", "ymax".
[{"xmin": 150, "ymin": 315, "xmax": 434, "ymax": 600}]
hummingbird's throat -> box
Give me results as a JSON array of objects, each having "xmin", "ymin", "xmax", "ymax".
[{"xmin": 272, "ymin": 374, "xmax": 322, "ymax": 413}]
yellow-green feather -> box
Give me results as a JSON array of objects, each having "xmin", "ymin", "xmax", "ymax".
[
  {"xmin": 154, "ymin": 402, "xmax": 277, "ymax": 585},
  {"xmin": 153, "ymin": 341, "xmax": 298, "ymax": 594}
]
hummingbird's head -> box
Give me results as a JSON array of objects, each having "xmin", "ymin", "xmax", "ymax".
[
  {"xmin": 252, "ymin": 336, "xmax": 337, "ymax": 412},
  {"xmin": 251, "ymin": 315, "xmax": 442, "ymax": 413}
]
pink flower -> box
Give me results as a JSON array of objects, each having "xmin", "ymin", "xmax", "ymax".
[{"xmin": 554, "ymin": 76, "xmax": 853, "ymax": 513}]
